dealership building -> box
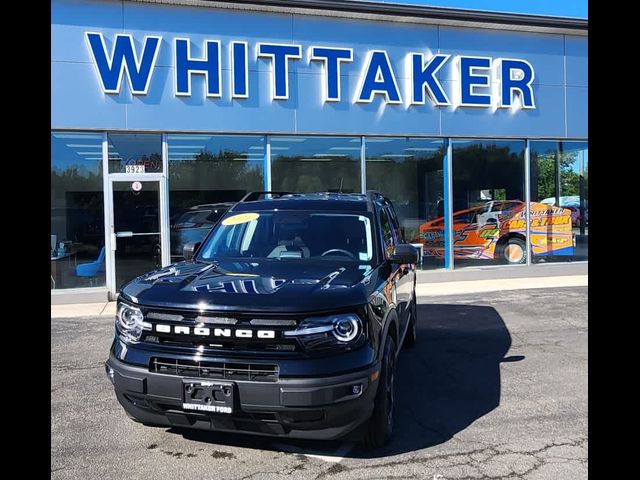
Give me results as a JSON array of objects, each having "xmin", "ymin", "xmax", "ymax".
[{"xmin": 51, "ymin": 0, "xmax": 588, "ymax": 302}]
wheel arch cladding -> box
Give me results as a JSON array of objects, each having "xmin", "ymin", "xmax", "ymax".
[{"xmin": 378, "ymin": 309, "xmax": 399, "ymax": 362}]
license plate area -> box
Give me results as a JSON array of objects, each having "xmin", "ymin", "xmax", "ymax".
[{"xmin": 182, "ymin": 380, "xmax": 234, "ymax": 414}]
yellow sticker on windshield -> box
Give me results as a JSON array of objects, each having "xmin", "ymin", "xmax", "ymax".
[{"xmin": 221, "ymin": 212, "xmax": 260, "ymax": 226}]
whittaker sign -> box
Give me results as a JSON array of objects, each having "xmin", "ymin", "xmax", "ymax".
[{"xmin": 85, "ymin": 32, "xmax": 537, "ymax": 110}]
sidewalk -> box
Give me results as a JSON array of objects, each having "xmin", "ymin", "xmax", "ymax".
[
  {"xmin": 52, "ymin": 301, "xmax": 117, "ymax": 319},
  {"xmin": 416, "ymin": 261, "xmax": 587, "ymax": 283},
  {"xmin": 51, "ymin": 262, "xmax": 587, "ymax": 318}
]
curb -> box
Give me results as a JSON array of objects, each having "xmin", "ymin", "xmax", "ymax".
[{"xmin": 416, "ymin": 275, "xmax": 587, "ymax": 297}]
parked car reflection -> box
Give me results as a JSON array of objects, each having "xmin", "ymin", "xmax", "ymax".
[{"xmin": 153, "ymin": 203, "xmax": 234, "ymax": 267}]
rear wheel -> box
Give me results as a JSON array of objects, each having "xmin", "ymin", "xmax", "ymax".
[
  {"xmin": 501, "ymin": 237, "xmax": 526, "ymax": 264},
  {"xmin": 364, "ymin": 336, "xmax": 396, "ymax": 448}
]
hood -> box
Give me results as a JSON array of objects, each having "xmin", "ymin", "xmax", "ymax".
[{"xmin": 120, "ymin": 259, "xmax": 376, "ymax": 313}]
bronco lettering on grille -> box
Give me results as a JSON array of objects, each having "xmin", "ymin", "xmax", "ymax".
[{"xmin": 154, "ymin": 324, "xmax": 275, "ymax": 339}]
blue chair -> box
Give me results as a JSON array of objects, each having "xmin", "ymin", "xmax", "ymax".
[{"xmin": 75, "ymin": 246, "xmax": 106, "ymax": 285}]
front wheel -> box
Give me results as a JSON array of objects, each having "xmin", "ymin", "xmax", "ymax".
[
  {"xmin": 364, "ymin": 336, "xmax": 396, "ymax": 448},
  {"xmin": 500, "ymin": 237, "xmax": 527, "ymax": 264}
]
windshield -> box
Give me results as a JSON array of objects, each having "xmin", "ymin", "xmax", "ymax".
[{"xmin": 197, "ymin": 211, "xmax": 373, "ymax": 262}]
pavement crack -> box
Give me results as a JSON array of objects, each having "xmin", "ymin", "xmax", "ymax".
[
  {"xmin": 366, "ymin": 476, "xmax": 419, "ymax": 480},
  {"xmin": 236, "ymin": 471, "xmax": 281, "ymax": 480},
  {"xmin": 338, "ymin": 438, "xmax": 586, "ymax": 478},
  {"xmin": 52, "ymin": 363, "xmax": 103, "ymax": 372},
  {"xmin": 277, "ymin": 454, "xmax": 308, "ymax": 475},
  {"xmin": 51, "ymin": 465, "xmax": 70, "ymax": 473},
  {"xmin": 315, "ymin": 462, "xmax": 348, "ymax": 479},
  {"xmin": 210, "ymin": 450, "xmax": 235, "ymax": 459},
  {"xmin": 359, "ymin": 446, "xmax": 499, "ymax": 469},
  {"xmin": 500, "ymin": 436, "xmax": 587, "ymax": 457}
]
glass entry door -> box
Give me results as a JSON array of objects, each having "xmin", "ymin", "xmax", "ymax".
[{"xmin": 110, "ymin": 180, "xmax": 162, "ymax": 290}]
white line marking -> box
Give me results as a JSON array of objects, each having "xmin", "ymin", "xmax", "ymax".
[
  {"xmin": 271, "ymin": 441, "xmax": 355, "ymax": 463},
  {"xmin": 303, "ymin": 442, "xmax": 355, "ymax": 463}
]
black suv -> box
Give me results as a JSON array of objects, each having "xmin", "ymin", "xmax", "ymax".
[{"xmin": 106, "ymin": 191, "xmax": 419, "ymax": 446}]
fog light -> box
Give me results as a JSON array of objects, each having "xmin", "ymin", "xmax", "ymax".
[
  {"xmin": 351, "ymin": 384, "xmax": 363, "ymax": 395},
  {"xmin": 106, "ymin": 364, "xmax": 115, "ymax": 385}
]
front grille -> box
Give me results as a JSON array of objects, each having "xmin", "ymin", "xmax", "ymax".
[
  {"xmin": 150, "ymin": 357, "xmax": 279, "ymax": 382},
  {"xmin": 140, "ymin": 307, "xmax": 302, "ymax": 354},
  {"xmin": 143, "ymin": 334, "xmax": 298, "ymax": 353}
]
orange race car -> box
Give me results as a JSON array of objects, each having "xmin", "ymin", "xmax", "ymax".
[{"xmin": 412, "ymin": 200, "xmax": 574, "ymax": 264}]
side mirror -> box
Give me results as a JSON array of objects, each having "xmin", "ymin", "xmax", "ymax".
[
  {"xmin": 390, "ymin": 244, "xmax": 419, "ymax": 264},
  {"xmin": 183, "ymin": 241, "xmax": 201, "ymax": 261}
]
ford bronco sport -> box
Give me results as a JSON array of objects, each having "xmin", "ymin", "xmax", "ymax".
[{"xmin": 105, "ymin": 191, "xmax": 419, "ymax": 447}]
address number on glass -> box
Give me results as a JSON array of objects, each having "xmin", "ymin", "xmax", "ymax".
[{"xmin": 125, "ymin": 165, "xmax": 146, "ymax": 174}]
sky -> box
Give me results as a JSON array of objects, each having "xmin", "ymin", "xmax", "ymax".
[{"xmin": 360, "ymin": 0, "xmax": 588, "ymax": 18}]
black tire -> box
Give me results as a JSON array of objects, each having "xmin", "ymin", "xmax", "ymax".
[
  {"xmin": 364, "ymin": 336, "xmax": 397, "ymax": 448},
  {"xmin": 500, "ymin": 237, "xmax": 527, "ymax": 264},
  {"xmin": 404, "ymin": 298, "xmax": 417, "ymax": 347}
]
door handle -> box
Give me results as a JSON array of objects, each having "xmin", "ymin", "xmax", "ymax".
[{"xmin": 115, "ymin": 231, "xmax": 134, "ymax": 238}]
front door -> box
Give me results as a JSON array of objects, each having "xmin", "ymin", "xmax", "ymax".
[{"xmin": 110, "ymin": 180, "xmax": 163, "ymax": 290}]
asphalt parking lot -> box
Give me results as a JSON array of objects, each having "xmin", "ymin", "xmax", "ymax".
[{"xmin": 51, "ymin": 287, "xmax": 587, "ymax": 480}]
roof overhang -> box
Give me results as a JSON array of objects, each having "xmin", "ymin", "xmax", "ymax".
[{"xmin": 124, "ymin": 0, "xmax": 588, "ymax": 36}]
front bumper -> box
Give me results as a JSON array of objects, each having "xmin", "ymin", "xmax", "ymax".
[{"xmin": 106, "ymin": 354, "xmax": 379, "ymax": 440}]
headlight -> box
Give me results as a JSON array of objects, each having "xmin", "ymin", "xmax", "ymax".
[
  {"xmin": 284, "ymin": 313, "xmax": 364, "ymax": 353},
  {"xmin": 116, "ymin": 302, "xmax": 145, "ymax": 342},
  {"xmin": 333, "ymin": 316, "xmax": 360, "ymax": 342}
]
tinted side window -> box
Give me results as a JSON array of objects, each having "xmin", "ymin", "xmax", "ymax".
[
  {"xmin": 379, "ymin": 208, "xmax": 395, "ymax": 259},
  {"xmin": 387, "ymin": 206, "xmax": 403, "ymax": 243}
]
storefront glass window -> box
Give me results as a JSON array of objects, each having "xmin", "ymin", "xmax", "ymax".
[
  {"xmin": 365, "ymin": 138, "xmax": 445, "ymax": 270},
  {"xmin": 451, "ymin": 139, "xmax": 526, "ymax": 267},
  {"xmin": 167, "ymin": 134, "xmax": 265, "ymax": 263},
  {"xmin": 108, "ymin": 133, "xmax": 162, "ymax": 173},
  {"xmin": 271, "ymin": 137, "xmax": 361, "ymax": 193},
  {"xmin": 51, "ymin": 132, "xmax": 105, "ymax": 289},
  {"xmin": 530, "ymin": 141, "xmax": 588, "ymax": 262}
]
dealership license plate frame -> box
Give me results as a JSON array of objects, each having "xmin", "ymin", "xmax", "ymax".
[{"xmin": 182, "ymin": 380, "xmax": 235, "ymax": 414}]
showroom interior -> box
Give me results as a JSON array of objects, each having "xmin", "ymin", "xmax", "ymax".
[{"xmin": 51, "ymin": 0, "xmax": 587, "ymax": 301}]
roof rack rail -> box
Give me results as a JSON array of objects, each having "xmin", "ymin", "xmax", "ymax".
[{"xmin": 239, "ymin": 191, "xmax": 292, "ymax": 202}]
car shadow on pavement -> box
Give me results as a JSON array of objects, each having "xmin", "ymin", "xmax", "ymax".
[
  {"xmin": 349, "ymin": 303, "xmax": 516, "ymax": 458},
  {"xmin": 168, "ymin": 303, "xmax": 517, "ymax": 459}
]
